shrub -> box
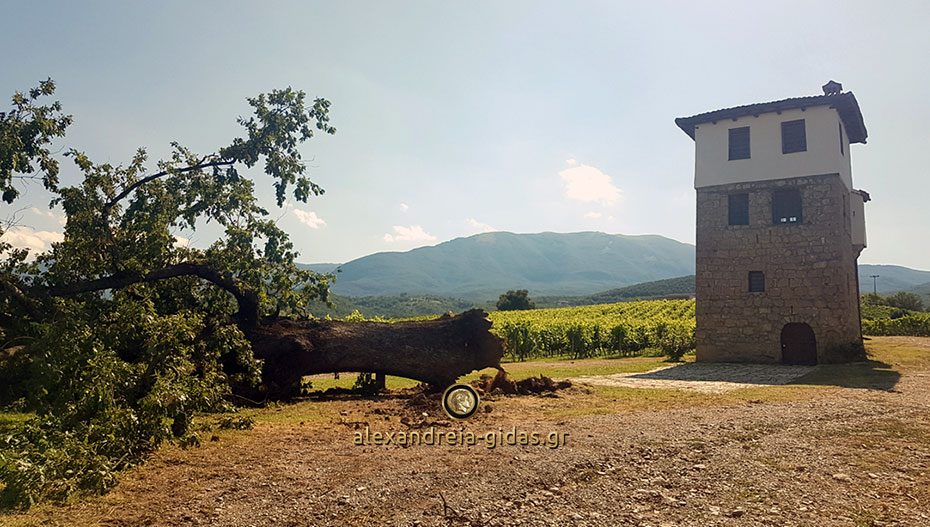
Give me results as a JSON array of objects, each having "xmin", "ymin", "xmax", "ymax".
[
  {"xmin": 658, "ymin": 322, "xmax": 694, "ymax": 362},
  {"xmin": 352, "ymin": 373, "xmax": 380, "ymax": 396}
]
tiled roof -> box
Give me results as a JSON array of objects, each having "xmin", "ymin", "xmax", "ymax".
[{"xmin": 675, "ymin": 92, "xmax": 867, "ymax": 144}]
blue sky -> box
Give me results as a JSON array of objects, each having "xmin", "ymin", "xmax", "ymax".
[{"xmin": 2, "ymin": 0, "xmax": 929, "ymax": 270}]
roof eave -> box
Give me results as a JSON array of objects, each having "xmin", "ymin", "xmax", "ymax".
[{"xmin": 675, "ymin": 92, "xmax": 867, "ymax": 144}]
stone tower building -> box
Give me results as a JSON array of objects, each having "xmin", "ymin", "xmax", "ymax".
[{"xmin": 675, "ymin": 82, "xmax": 869, "ymax": 364}]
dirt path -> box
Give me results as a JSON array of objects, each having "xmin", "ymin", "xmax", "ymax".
[
  {"xmin": 574, "ymin": 363, "xmax": 818, "ymax": 393},
  {"xmin": 4, "ymin": 339, "xmax": 930, "ymax": 526}
]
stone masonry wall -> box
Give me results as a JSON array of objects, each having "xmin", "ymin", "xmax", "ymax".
[{"xmin": 695, "ymin": 173, "xmax": 861, "ymax": 363}]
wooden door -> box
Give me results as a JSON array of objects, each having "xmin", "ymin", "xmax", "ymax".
[{"xmin": 781, "ymin": 323, "xmax": 817, "ymax": 365}]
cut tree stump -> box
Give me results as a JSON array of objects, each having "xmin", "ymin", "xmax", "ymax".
[{"xmin": 240, "ymin": 309, "xmax": 504, "ymax": 399}]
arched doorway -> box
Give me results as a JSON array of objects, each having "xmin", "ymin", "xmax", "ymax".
[{"xmin": 781, "ymin": 323, "xmax": 817, "ymax": 365}]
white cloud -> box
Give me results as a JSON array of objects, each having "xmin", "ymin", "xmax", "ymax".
[
  {"xmin": 1, "ymin": 226, "xmax": 64, "ymax": 254},
  {"xmin": 293, "ymin": 209, "xmax": 326, "ymax": 229},
  {"xmin": 584, "ymin": 211, "xmax": 602, "ymax": 219},
  {"xmin": 465, "ymin": 218, "xmax": 497, "ymax": 233},
  {"xmin": 30, "ymin": 207, "xmax": 53, "ymax": 218},
  {"xmin": 558, "ymin": 163, "xmax": 621, "ymax": 206},
  {"xmin": 30, "ymin": 207, "xmax": 66, "ymax": 225},
  {"xmin": 400, "ymin": 203, "xmax": 409, "ymax": 212},
  {"xmin": 383, "ymin": 225, "xmax": 436, "ymax": 243},
  {"xmin": 565, "ymin": 158, "xmax": 578, "ymax": 166}
]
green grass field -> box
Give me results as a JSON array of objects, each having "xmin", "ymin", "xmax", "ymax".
[{"xmin": 304, "ymin": 355, "xmax": 672, "ymax": 392}]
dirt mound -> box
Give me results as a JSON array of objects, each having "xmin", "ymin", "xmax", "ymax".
[{"xmin": 474, "ymin": 370, "xmax": 571, "ymax": 395}]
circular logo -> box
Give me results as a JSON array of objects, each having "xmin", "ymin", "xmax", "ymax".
[{"xmin": 441, "ymin": 384, "xmax": 480, "ymax": 420}]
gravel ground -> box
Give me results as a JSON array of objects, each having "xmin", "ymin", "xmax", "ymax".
[
  {"xmin": 574, "ymin": 363, "xmax": 819, "ymax": 393},
  {"xmin": 4, "ymin": 339, "xmax": 930, "ymax": 527}
]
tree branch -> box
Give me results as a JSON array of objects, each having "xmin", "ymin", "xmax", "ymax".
[
  {"xmin": 47, "ymin": 262, "xmax": 260, "ymax": 324},
  {"xmin": 0, "ymin": 276, "xmax": 42, "ymax": 320},
  {"xmin": 103, "ymin": 159, "xmax": 235, "ymax": 211}
]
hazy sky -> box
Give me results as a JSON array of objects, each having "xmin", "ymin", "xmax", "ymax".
[{"xmin": 2, "ymin": 1, "xmax": 928, "ymax": 270}]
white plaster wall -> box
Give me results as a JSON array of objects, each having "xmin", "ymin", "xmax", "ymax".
[
  {"xmin": 850, "ymin": 191, "xmax": 867, "ymax": 248},
  {"xmin": 694, "ymin": 105, "xmax": 853, "ymax": 189}
]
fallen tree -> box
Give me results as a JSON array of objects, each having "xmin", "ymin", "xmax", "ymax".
[
  {"xmin": 0, "ymin": 78, "xmax": 507, "ymax": 402},
  {"xmin": 246, "ymin": 310, "xmax": 503, "ymax": 398},
  {"xmin": 24, "ymin": 262, "xmax": 504, "ymax": 399},
  {"xmin": 0, "ymin": 80, "xmax": 502, "ymax": 507}
]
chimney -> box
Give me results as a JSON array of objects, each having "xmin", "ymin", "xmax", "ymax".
[{"xmin": 822, "ymin": 80, "xmax": 843, "ymax": 95}]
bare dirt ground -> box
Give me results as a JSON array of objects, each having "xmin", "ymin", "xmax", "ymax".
[
  {"xmin": 4, "ymin": 337, "xmax": 930, "ymax": 527},
  {"xmin": 574, "ymin": 363, "xmax": 819, "ymax": 393}
]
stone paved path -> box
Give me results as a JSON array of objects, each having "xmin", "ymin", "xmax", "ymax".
[{"xmin": 573, "ymin": 362, "xmax": 818, "ymax": 393}]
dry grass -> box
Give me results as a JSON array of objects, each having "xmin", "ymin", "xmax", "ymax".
[
  {"xmin": 2, "ymin": 336, "xmax": 929, "ymax": 526},
  {"xmin": 303, "ymin": 356, "xmax": 668, "ymax": 391}
]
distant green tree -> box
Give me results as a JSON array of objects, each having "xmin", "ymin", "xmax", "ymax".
[
  {"xmin": 885, "ymin": 291, "xmax": 925, "ymax": 312},
  {"xmin": 863, "ymin": 291, "xmax": 926, "ymax": 312},
  {"xmin": 496, "ymin": 289, "xmax": 535, "ymax": 311},
  {"xmin": 860, "ymin": 292, "xmax": 884, "ymax": 306}
]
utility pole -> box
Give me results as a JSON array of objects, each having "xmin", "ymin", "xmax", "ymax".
[{"xmin": 870, "ymin": 275, "xmax": 880, "ymax": 295}]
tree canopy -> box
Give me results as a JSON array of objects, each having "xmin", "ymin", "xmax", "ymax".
[
  {"xmin": 496, "ymin": 289, "xmax": 536, "ymax": 311},
  {"xmin": 862, "ymin": 291, "xmax": 926, "ymax": 313},
  {"xmin": 0, "ymin": 79, "xmax": 337, "ymax": 507}
]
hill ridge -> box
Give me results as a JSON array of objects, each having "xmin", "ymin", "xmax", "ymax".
[{"xmin": 300, "ymin": 231, "xmax": 696, "ymax": 300}]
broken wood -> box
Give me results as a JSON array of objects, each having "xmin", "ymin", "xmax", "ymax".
[{"xmin": 240, "ymin": 309, "xmax": 504, "ymax": 399}]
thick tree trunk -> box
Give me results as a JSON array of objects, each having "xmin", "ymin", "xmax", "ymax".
[
  {"xmin": 240, "ymin": 309, "xmax": 504, "ymax": 399},
  {"xmin": 38, "ymin": 264, "xmax": 503, "ymax": 400}
]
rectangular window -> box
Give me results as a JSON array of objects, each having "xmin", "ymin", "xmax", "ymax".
[
  {"xmin": 781, "ymin": 119, "xmax": 807, "ymax": 154},
  {"xmin": 839, "ymin": 122, "xmax": 844, "ymax": 155},
  {"xmin": 728, "ymin": 126, "xmax": 750, "ymax": 160},
  {"xmin": 748, "ymin": 271, "xmax": 765, "ymax": 292},
  {"xmin": 728, "ymin": 193, "xmax": 749, "ymax": 225},
  {"xmin": 772, "ymin": 189, "xmax": 802, "ymax": 224}
]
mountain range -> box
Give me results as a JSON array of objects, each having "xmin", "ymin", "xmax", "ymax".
[
  {"xmin": 857, "ymin": 264, "xmax": 930, "ymax": 295},
  {"xmin": 301, "ymin": 231, "xmax": 696, "ymax": 301},
  {"xmin": 299, "ymin": 232, "xmax": 930, "ymax": 303}
]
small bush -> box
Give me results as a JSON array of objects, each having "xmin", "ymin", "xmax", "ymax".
[
  {"xmin": 352, "ymin": 373, "xmax": 380, "ymax": 396},
  {"xmin": 658, "ymin": 322, "xmax": 694, "ymax": 362}
]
